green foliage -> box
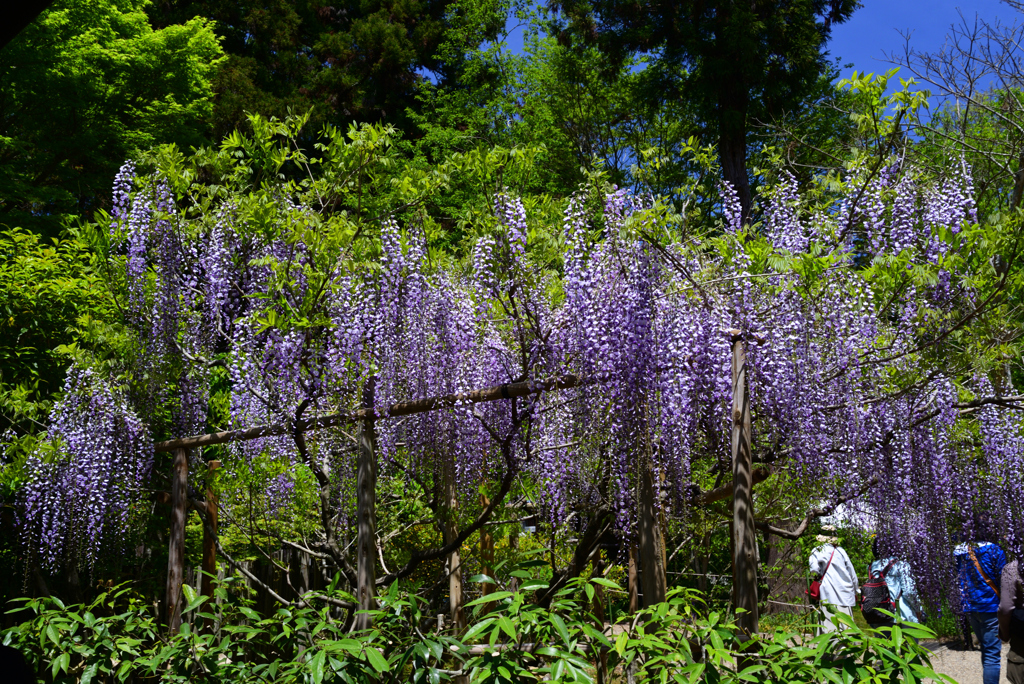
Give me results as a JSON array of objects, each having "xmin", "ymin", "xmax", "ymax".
[
  {"xmin": 912, "ymin": 87, "xmax": 1024, "ymax": 218},
  {"xmin": 550, "ymin": 0, "xmax": 860, "ymax": 214},
  {"xmin": 0, "ymin": 228, "xmax": 120, "ymax": 499},
  {"xmin": 407, "ymin": 6, "xmax": 714, "ymax": 209},
  {"xmin": 0, "ymin": 0, "xmax": 224, "ymax": 237},
  {"xmin": 3, "ymin": 575, "xmax": 953, "ymax": 683},
  {"xmin": 147, "ymin": 0, "xmax": 504, "ymax": 140}
]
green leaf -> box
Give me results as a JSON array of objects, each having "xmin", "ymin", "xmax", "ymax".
[
  {"xmin": 465, "ymin": 592, "xmax": 514, "ymax": 607},
  {"xmin": 365, "ymin": 647, "xmax": 389, "ymax": 673},
  {"xmin": 310, "ymin": 649, "xmax": 326, "ymax": 684},
  {"xmin": 497, "ymin": 615, "xmax": 517, "ymax": 640},
  {"xmin": 550, "ymin": 614, "xmax": 570, "ymax": 645},
  {"xmin": 463, "ymin": 617, "xmax": 497, "ymax": 642},
  {"xmin": 239, "ymin": 606, "xmax": 261, "ymax": 621},
  {"xmin": 81, "ymin": 662, "xmax": 99, "ymax": 684},
  {"xmin": 615, "ymin": 631, "xmax": 628, "ymax": 656}
]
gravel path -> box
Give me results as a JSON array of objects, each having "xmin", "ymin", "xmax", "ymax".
[{"xmin": 923, "ymin": 640, "xmax": 1011, "ymax": 683}]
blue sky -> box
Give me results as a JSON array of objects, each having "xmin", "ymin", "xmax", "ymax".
[
  {"xmin": 501, "ymin": 1, "xmax": 1018, "ymax": 86},
  {"xmin": 828, "ymin": 0, "xmax": 1014, "ymax": 81}
]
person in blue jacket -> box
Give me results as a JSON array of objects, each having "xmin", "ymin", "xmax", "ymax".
[{"xmin": 956, "ymin": 515, "xmax": 1008, "ymax": 684}]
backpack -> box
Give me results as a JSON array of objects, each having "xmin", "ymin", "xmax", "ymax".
[{"xmin": 861, "ymin": 560, "xmax": 899, "ymax": 626}]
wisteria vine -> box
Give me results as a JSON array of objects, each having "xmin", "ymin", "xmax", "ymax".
[{"xmin": 20, "ymin": 153, "xmax": 1024, "ymax": 614}]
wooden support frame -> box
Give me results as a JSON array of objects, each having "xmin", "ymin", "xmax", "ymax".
[
  {"xmin": 152, "ymin": 376, "xmax": 583, "ymax": 453},
  {"xmin": 165, "ymin": 447, "xmax": 189, "ymax": 634},
  {"xmin": 354, "ymin": 415, "xmax": 377, "ymax": 631},
  {"xmin": 730, "ymin": 333, "xmax": 758, "ymax": 639}
]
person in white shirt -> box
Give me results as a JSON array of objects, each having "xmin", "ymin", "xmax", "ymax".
[{"xmin": 809, "ymin": 531, "xmax": 859, "ymax": 633}]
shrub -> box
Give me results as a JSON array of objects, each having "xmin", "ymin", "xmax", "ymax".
[{"xmin": 3, "ymin": 577, "xmax": 953, "ymax": 683}]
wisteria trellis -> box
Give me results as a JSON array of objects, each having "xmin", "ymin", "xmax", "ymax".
[{"xmin": 19, "ymin": 156, "xmax": 1024, "ymax": 612}]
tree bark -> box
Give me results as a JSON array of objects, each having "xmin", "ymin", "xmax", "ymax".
[
  {"xmin": 638, "ymin": 466, "xmax": 667, "ymax": 607},
  {"xmin": 444, "ymin": 462, "xmax": 465, "ymax": 631},
  {"xmin": 166, "ymin": 447, "xmax": 189, "ymax": 634},
  {"xmin": 730, "ymin": 335, "xmax": 758, "ymax": 639},
  {"xmin": 718, "ymin": 86, "xmax": 752, "ymax": 223},
  {"xmin": 537, "ymin": 504, "xmax": 614, "ymax": 607},
  {"xmin": 354, "ymin": 417, "xmax": 377, "ymax": 631}
]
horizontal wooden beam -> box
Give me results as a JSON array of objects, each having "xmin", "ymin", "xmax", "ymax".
[{"xmin": 154, "ymin": 375, "xmax": 583, "ymax": 452}]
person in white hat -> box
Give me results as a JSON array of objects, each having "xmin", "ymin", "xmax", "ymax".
[{"xmin": 809, "ymin": 528, "xmax": 859, "ymax": 633}]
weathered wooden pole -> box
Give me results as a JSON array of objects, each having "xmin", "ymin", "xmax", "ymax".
[
  {"xmin": 354, "ymin": 413, "xmax": 377, "ymax": 631},
  {"xmin": 201, "ymin": 459, "xmax": 220, "ymax": 631},
  {"xmin": 627, "ymin": 542, "xmax": 639, "ymax": 613},
  {"xmin": 730, "ymin": 332, "xmax": 758, "ymax": 639},
  {"xmin": 638, "ymin": 465, "xmax": 667, "ymax": 606},
  {"xmin": 166, "ymin": 447, "xmax": 189, "ymax": 634},
  {"xmin": 445, "ymin": 462, "xmax": 465, "ymax": 631}
]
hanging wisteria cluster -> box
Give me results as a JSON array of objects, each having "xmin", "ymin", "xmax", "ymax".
[
  {"xmin": 21, "ymin": 149, "xmax": 1024, "ymax": 610},
  {"xmin": 20, "ymin": 366, "xmax": 151, "ymax": 571}
]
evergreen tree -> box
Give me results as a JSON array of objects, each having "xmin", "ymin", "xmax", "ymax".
[
  {"xmin": 551, "ymin": 0, "xmax": 859, "ymax": 220},
  {"xmin": 147, "ymin": 0, "xmax": 505, "ymax": 138}
]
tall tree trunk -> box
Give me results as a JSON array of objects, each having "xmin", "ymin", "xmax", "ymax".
[
  {"xmin": 166, "ymin": 447, "xmax": 189, "ymax": 635},
  {"xmin": 718, "ymin": 87, "xmax": 751, "ymax": 223},
  {"xmin": 354, "ymin": 417, "xmax": 377, "ymax": 631},
  {"xmin": 638, "ymin": 466, "xmax": 667, "ymax": 607},
  {"xmin": 730, "ymin": 334, "xmax": 758, "ymax": 640},
  {"xmin": 444, "ymin": 462, "xmax": 465, "ymax": 631}
]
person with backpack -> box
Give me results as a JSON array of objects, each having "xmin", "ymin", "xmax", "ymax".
[
  {"xmin": 861, "ymin": 536, "xmax": 924, "ymax": 635},
  {"xmin": 955, "ymin": 515, "xmax": 1007, "ymax": 684},
  {"xmin": 809, "ymin": 529, "xmax": 859, "ymax": 633},
  {"xmin": 999, "ymin": 558, "xmax": 1024, "ymax": 684}
]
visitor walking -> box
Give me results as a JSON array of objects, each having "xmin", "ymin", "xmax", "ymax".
[
  {"xmin": 999, "ymin": 558, "xmax": 1024, "ymax": 684},
  {"xmin": 809, "ymin": 529, "xmax": 859, "ymax": 633},
  {"xmin": 866, "ymin": 536, "xmax": 924, "ymax": 628},
  {"xmin": 955, "ymin": 516, "xmax": 1007, "ymax": 684}
]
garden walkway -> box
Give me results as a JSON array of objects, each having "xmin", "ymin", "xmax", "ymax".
[{"xmin": 923, "ymin": 639, "xmax": 1011, "ymax": 683}]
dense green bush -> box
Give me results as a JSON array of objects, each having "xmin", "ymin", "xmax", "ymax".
[{"xmin": 3, "ymin": 571, "xmax": 953, "ymax": 684}]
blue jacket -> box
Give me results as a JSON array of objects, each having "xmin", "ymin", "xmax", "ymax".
[{"xmin": 955, "ymin": 542, "xmax": 1007, "ymax": 613}]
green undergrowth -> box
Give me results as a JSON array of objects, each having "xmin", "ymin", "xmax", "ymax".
[{"xmin": 2, "ymin": 568, "xmax": 954, "ymax": 684}]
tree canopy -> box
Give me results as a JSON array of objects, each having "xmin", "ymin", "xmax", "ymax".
[
  {"xmin": 0, "ymin": 0, "xmax": 223, "ymax": 237},
  {"xmin": 550, "ymin": 0, "xmax": 859, "ymax": 219}
]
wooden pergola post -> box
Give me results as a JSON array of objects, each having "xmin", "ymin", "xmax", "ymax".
[
  {"xmin": 627, "ymin": 542, "xmax": 639, "ymax": 614},
  {"xmin": 354, "ymin": 408, "xmax": 377, "ymax": 631},
  {"xmin": 166, "ymin": 447, "xmax": 189, "ymax": 634},
  {"xmin": 730, "ymin": 333, "xmax": 758, "ymax": 639},
  {"xmin": 445, "ymin": 462, "xmax": 465, "ymax": 631},
  {"xmin": 638, "ymin": 465, "xmax": 667, "ymax": 607}
]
